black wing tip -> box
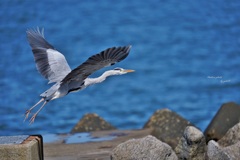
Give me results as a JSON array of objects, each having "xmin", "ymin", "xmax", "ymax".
[
  {"xmin": 113, "ymin": 45, "xmax": 132, "ymax": 62},
  {"xmin": 126, "ymin": 45, "xmax": 132, "ymax": 49},
  {"xmin": 26, "ymin": 26, "xmax": 43, "ymax": 32},
  {"xmin": 124, "ymin": 45, "xmax": 132, "ymax": 54},
  {"xmin": 120, "ymin": 45, "xmax": 132, "ymax": 49},
  {"xmin": 26, "ymin": 27, "xmax": 44, "ymax": 37},
  {"xmin": 113, "ymin": 45, "xmax": 132, "ymax": 54}
]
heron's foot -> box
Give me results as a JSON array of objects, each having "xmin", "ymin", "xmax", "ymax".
[
  {"xmin": 24, "ymin": 110, "xmax": 31, "ymax": 122},
  {"xmin": 29, "ymin": 114, "xmax": 37, "ymax": 124}
]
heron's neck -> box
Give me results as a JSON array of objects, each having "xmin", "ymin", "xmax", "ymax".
[{"xmin": 84, "ymin": 70, "xmax": 116, "ymax": 86}]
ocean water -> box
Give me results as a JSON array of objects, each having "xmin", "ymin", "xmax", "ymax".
[{"xmin": 0, "ymin": 0, "xmax": 240, "ymax": 136}]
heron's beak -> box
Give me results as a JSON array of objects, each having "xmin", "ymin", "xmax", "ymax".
[{"xmin": 124, "ymin": 69, "xmax": 135, "ymax": 73}]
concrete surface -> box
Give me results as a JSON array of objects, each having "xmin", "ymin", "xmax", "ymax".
[{"xmin": 0, "ymin": 135, "xmax": 43, "ymax": 160}]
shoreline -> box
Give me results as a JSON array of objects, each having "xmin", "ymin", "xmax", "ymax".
[{"xmin": 1, "ymin": 102, "xmax": 240, "ymax": 159}]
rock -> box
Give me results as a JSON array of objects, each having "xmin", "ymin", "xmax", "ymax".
[
  {"xmin": 110, "ymin": 135, "xmax": 178, "ymax": 160},
  {"xmin": 218, "ymin": 122, "xmax": 240, "ymax": 147},
  {"xmin": 71, "ymin": 113, "xmax": 116, "ymax": 133},
  {"xmin": 175, "ymin": 126, "xmax": 206, "ymax": 160},
  {"xmin": 207, "ymin": 140, "xmax": 230, "ymax": 160},
  {"xmin": 204, "ymin": 102, "xmax": 240, "ymax": 142},
  {"xmin": 223, "ymin": 141, "xmax": 240, "ymax": 159},
  {"xmin": 143, "ymin": 108, "xmax": 194, "ymax": 148},
  {"xmin": 223, "ymin": 141, "xmax": 240, "ymax": 160},
  {"xmin": 207, "ymin": 140, "xmax": 240, "ymax": 160}
]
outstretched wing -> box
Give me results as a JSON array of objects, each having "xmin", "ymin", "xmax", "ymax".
[
  {"xmin": 26, "ymin": 28, "xmax": 71, "ymax": 83},
  {"xmin": 61, "ymin": 45, "xmax": 131, "ymax": 84}
]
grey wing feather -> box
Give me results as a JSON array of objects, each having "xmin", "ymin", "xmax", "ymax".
[
  {"xmin": 61, "ymin": 45, "xmax": 131, "ymax": 84},
  {"xmin": 27, "ymin": 28, "xmax": 71, "ymax": 83}
]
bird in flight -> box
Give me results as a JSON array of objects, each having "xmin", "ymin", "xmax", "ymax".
[{"xmin": 25, "ymin": 28, "xmax": 134, "ymax": 124}]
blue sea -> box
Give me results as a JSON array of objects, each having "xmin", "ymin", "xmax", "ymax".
[{"xmin": 0, "ymin": 0, "xmax": 240, "ymax": 136}]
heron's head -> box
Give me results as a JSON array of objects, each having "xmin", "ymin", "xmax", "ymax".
[{"xmin": 111, "ymin": 67, "xmax": 135, "ymax": 75}]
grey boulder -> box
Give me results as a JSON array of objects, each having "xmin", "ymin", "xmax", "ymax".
[
  {"xmin": 143, "ymin": 108, "xmax": 194, "ymax": 148},
  {"xmin": 111, "ymin": 135, "xmax": 177, "ymax": 160},
  {"xmin": 207, "ymin": 140, "xmax": 240, "ymax": 160},
  {"xmin": 175, "ymin": 126, "xmax": 206, "ymax": 160},
  {"xmin": 218, "ymin": 122, "xmax": 240, "ymax": 147}
]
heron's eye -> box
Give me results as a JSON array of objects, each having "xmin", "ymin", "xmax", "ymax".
[{"xmin": 114, "ymin": 67, "xmax": 122, "ymax": 71}]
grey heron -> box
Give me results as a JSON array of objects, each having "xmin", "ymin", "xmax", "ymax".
[{"xmin": 25, "ymin": 28, "xmax": 134, "ymax": 124}]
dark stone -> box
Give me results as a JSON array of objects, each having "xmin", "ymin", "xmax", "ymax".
[
  {"xmin": 143, "ymin": 108, "xmax": 194, "ymax": 149},
  {"xmin": 175, "ymin": 126, "xmax": 206, "ymax": 160},
  {"xmin": 110, "ymin": 135, "xmax": 178, "ymax": 160},
  {"xmin": 218, "ymin": 122, "xmax": 240, "ymax": 147},
  {"xmin": 71, "ymin": 113, "xmax": 116, "ymax": 133},
  {"xmin": 204, "ymin": 102, "xmax": 240, "ymax": 142}
]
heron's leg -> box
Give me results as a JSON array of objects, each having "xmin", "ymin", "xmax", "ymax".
[
  {"xmin": 29, "ymin": 100, "xmax": 48, "ymax": 124},
  {"xmin": 24, "ymin": 98, "xmax": 44, "ymax": 121}
]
